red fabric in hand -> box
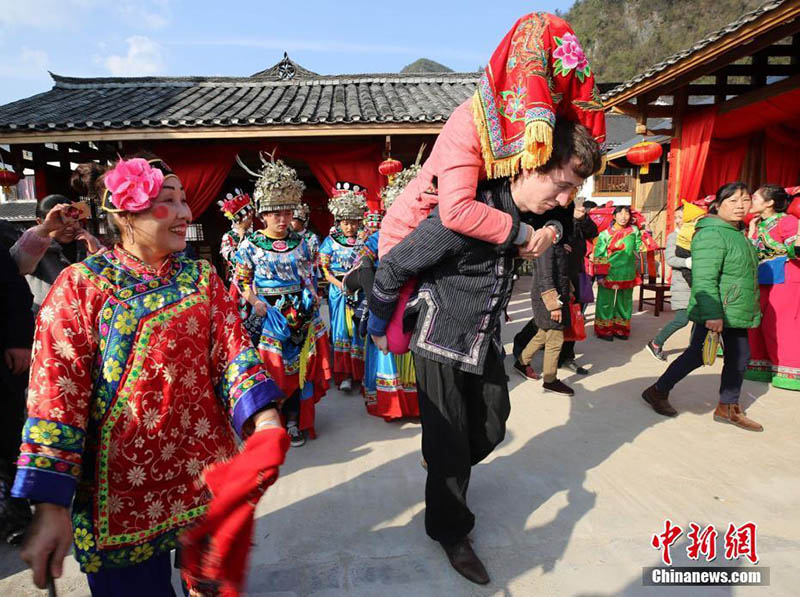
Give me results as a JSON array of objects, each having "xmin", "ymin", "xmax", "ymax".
[{"xmin": 180, "ymin": 427, "xmax": 290, "ymax": 596}]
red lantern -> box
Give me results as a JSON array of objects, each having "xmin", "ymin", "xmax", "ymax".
[
  {"xmin": 0, "ymin": 168, "xmax": 21, "ymax": 188},
  {"xmin": 378, "ymin": 158, "xmax": 403, "ymax": 178},
  {"xmin": 626, "ymin": 141, "xmax": 663, "ymax": 175}
]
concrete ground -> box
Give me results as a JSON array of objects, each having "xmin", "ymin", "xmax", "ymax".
[{"xmin": 1, "ymin": 277, "xmax": 798, "ymax": 596}]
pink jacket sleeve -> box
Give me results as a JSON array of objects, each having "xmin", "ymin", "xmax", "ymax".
[
  {"xmin": 435, "ymin": 100, "xmax": 513, "ymax": 244},
  {"xmin": 10, "ymin": 227, "xmax": 51, "ymax": 275}
]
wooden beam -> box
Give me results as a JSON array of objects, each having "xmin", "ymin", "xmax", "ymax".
[
  {"xmin": 751, "ymin": 49, "xmax": 769, "ymax": 87},
  {"xmin": 647, "ymin": 128, "xmax": 675, "ymax": 137},
  {"xmin": 718, "ymin": 72, "xmax": 800, "ymax": 114},
  {"xmin": 725, "ymin": 63, "xmax": 798, "ymax": 76},
  {"xmin": 0, "ymin": 122, "xmax": 447, "ymax": 144},
  {"xmin": 686, "ymin": 83, "xmax": 760, "ymax": 96},
  {"xmin": 611, "ymin": 101, "xmax": 641, "ymax": 117},
  {"xmin": 715, "ymin": 70, "xmax": 728, "ymax": 104},
  {"xmin": 603, "ymin": 2, "xmax": 800, "ymax": 108}
]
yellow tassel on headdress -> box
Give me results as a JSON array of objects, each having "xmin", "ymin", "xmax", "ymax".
[{"xmin": 471, "ymin": 92, "xmax": 553, "ymax": 179}]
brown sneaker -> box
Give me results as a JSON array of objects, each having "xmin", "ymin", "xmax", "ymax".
[
  {"xmin": 713, "ymin": 403, "xmax": 763, "ymax": 432},
  {"xmin": 642, "ymin": 384, "xmax": 678, "ymax": 417},
  {"xmin": 440, "ymin": 537, "xmax": 490, "ymax": 585},
  {"xmin": 543, "ymin": 379, "xmax": 575, "ymax": 396},
  {"xmin": 513, "ymin": 361, "xmax": 541, "ymax": 380}
]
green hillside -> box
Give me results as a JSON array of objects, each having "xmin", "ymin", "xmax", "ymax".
[{"xmin": 559, "ymin": 0, "xmax": 767, "ymax": 83}]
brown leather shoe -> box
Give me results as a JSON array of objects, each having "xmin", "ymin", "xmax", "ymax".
[
  {"xmin": 440, "ymin": 538, "xmax": 490, "ymax": 585},
  {"xmin": 642, "ymin": 384, "xmax": 678, "ymax": 417},
  {"xmin": 713, "ymin": 403, "xmax": 763, "ymax": 432}
]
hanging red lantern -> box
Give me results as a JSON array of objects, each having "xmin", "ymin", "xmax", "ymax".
[
  {"xmin": 378, "ymin": 158, "xmax": 403, "ymax": 178},
  {"xmin": 0, "ymin": 167, "xmax": 21, "ymax": 188},
  {"xmin": 626, "ymin": 141, "xmax": 663, "ymax": 175}
]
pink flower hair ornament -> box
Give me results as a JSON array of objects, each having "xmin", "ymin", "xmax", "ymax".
[{"xmin": 102, "ymin": 158, "xmax": 167, "ymax": 213}]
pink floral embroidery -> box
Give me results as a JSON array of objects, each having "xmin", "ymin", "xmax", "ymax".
[
  {"xmin": 104, "ymin": 158, "xmax": 164, "ymax": 213},
  {"xmin": 552, "ymin": 33, "xmax": 591, "ymax": 82}
]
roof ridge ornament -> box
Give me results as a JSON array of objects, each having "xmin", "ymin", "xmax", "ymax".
[{"xmin": 278, "ymin": 52, "xmax": 296, "ymax": 81}]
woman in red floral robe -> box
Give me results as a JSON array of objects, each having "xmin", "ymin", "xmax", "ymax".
[{"xmin": 13, "ymin": 157, "xmax": 284, "ymax": 596}]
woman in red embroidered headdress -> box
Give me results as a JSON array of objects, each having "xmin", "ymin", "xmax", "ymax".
[
  {"xmin": 592, "ymin": 205, "xmax": 651, "ymax": 340},
  {"xmin": 379, "ymin": 12, "xmax": 606, "ymax": 260},
  {"xmin": 13, "ymin": 156, "xmax": 285, "ymax": 595}
]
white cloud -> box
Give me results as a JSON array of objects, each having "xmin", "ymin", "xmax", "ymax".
[
  {"xmin": 104, "ymin": 36, "xmax": 166, "ymax": 76},
  {"xmin": 117, "ymin": 0, "xmax": 171, "ymax": 30},
  {"xmin": 0, "ymin": 46, "xmax": 50, "ymax": 80},
  {"xmin": 0, "ymin": 0, "xmax": 98, "ymax": 30}
]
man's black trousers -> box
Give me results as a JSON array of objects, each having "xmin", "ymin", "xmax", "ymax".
[{"xmin": 414, "ymin": 347, "xmax": 510, "ymax": 544}]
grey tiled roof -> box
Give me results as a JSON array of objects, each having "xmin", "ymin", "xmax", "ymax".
[
  {"xmin": 0, "ymin": 51, "xmax": 622, "ymax": 134},
  {"xmin": 0, "ymin": 71, "xmax": 480, "ymax": 132},
  {"xmin": 602, "ymin": 0, "xmax": 786, "ymax": 102},
  {"xmin": 0, "ymin": 200, "xmax": 37, "ymax": 222}
]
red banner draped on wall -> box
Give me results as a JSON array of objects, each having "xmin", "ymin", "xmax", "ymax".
[
  {"xmin": 699, "ymin": 136, "xmax": 749, "ymax": 198},
  {"xmin": 279, "ymin": 142, "xmax": 383, "ymax": 210},
  {"xmin": 151, "ymin": 142, "xmax": 242, "ymax": 220},
  {"xmin": 677, "ymin": 105, "xmax": 716, "ymax": 203},
  {"xmin": 765, "ymin": 125, "xmax": 800, "ymax": 187}
]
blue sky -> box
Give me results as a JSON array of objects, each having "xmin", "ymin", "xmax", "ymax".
[{"xmin": 0, "ymin": 0, "xmax": 569, "ymax": 105}]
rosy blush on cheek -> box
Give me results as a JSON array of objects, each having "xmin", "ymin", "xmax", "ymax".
[{"xmin": 152, "ymin": 205, "xmax": 170, "ymax": 220}]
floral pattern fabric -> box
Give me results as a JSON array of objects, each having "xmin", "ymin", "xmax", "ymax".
[
  {"xmin": 473, "ymin": 12, "xmax": 606, "ymax": 178},
  {"xmin": 12, "ymin": 247, "xmax": 282, "ymax": 573}
]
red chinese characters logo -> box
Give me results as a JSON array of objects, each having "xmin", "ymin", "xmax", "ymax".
[
  {"xmin": 686, "ymin": 523, "xmax": 718, "ymax": 561},
  {"xmin": 652, "ymin": 521, "xmax": 758, "ymax": 565},
  {"xmin": 724, "ymin": 522, "xmax": 758, "ymax": 564},
  {"xmin": 651, "ymin": 519, "xmax": 683, "ymax": 565}
]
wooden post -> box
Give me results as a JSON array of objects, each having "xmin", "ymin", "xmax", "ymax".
[{"xmin": 665, "ymin": 87, "xmax": 688, "ymax": 235}]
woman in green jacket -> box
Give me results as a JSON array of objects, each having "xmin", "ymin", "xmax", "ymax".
[{"xmin": 642, "ymin": 182, "xmax": 763, "ymax": 431}]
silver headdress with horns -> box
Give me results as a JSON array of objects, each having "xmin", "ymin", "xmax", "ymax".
[{"xmin": 236, "ymin": 151, "xmax": 305, "ymax": 214}]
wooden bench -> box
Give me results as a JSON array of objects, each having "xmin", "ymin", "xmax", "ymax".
[{"xmin": 638, "ymin": 248, "xmax": 671, "ymax": 316}]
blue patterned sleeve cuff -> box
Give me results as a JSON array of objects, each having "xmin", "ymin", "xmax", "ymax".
[
  {"xmin": 367, "ymin": 313, "xmax": 390, "ymax": 337},
  {"xmin": 231, "ymin": 378, "xmax": 284, "ymax": 436},
  {"xmin": 12, "ymin": 467, "xmax": 76, "ymax": 508}
]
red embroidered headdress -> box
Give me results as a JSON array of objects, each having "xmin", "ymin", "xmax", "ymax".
[{"xmin": 473, "ymin": 12, "xmax": 606, "ymax": 178}]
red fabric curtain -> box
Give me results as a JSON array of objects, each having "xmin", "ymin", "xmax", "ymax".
[
  {"xmin": 677, "ymin": 105, "xmax": 717, "ymax": 203},
  {"xmin": 279, "ymin": 142, "xmax": 384, "ymax": 211},
  {"xmin": 699, "ymin": 136, "xmax": 749, "ymax": 197},
  {"xmin": 765, "ymin": 125, "xmax": 800, "ymax": 187},
  {"xmin": 151, "ymin": 143, "xmax": 242, "ymax": 221},
  {"xmin": 713, "ymin": 88, "xmax": 800, "ymax": 139}
]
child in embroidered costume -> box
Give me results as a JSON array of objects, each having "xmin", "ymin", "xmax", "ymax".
[
  {"xmin": 319, "ymin": 182, "xmax": 367, "ymax": 392},
  {"xmin": 344, "ymin": 184, "xmax": 419, "ymax": 421},
  {"xmin": 592, "ymin": 205, "xmax": 649, "ymax": 340},
  {"xmin": 290, "ymin": 202, "xmax": 321, "ymax": 287},
  {"xmin": 234, "ymin": 155, "xmax": 331, "ymax": 447},
  {"xmin": 218, "ymin": 188, "xmax": 255, "ymax": 320},
  {"xmin": 745, "ymin": 185, "xmax": 800, "ymax": 390},
  {"xmin": 12, "ymin": 156, "xmax": 285, "ymax": 595}
]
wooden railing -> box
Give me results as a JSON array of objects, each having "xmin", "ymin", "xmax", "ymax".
[{"xmin": 594, "ymin": 174, "xmax": 633, "ymax": 194}]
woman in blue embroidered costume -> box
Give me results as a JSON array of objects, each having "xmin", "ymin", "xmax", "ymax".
[
  {"xmin": 218, "ymin": 188, "xmax": 255, "ymax": 320},
  {"xmin": 234, "ymin": 154, "xmax": 331, "ymax": 447},
  {"xmin": 12, "ymin": 156, "xmax": 284, "ymax": 595},
  {"xmin": 344, "ymin": 174, "xmax": 419, "ymax": 420},
  {"xmin": 319, "ymin": 182, "xmax": 367, "ymax": 392}
]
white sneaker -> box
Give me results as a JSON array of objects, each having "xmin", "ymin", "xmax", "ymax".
[
  {"xmin": 287, "ymin": 425, "xmax": 305, "ymax": 447},
  {"xmin": 339, "ymin": 378, "xmax": 353, "ymax": 392}
]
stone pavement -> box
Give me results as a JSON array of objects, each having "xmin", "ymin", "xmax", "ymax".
[{"xmin": 1, "ymin": 277, "xmax": 798, "ymax": 596}]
